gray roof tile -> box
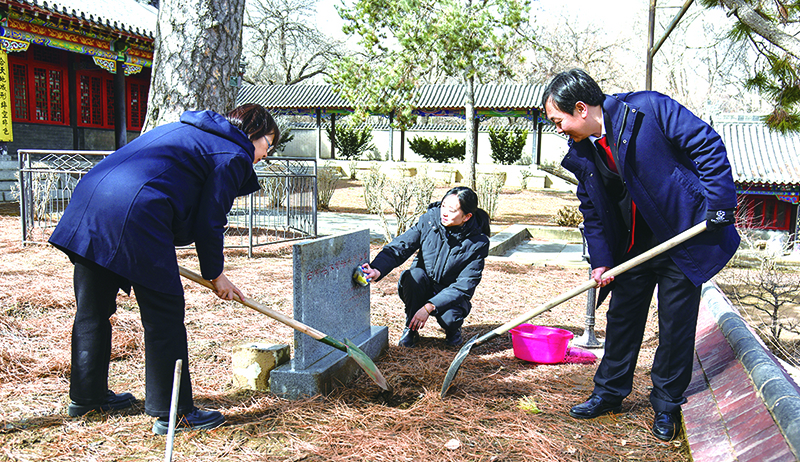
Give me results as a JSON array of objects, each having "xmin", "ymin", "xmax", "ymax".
[
  {"xmin": 237, "ymin": 83, "xmax": 546, "ymax": 111},
  {"xmin": 717, "ymin": 122, "xmax": 800, "ymax": 186}
]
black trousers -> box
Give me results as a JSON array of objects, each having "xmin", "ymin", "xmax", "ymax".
[
  {"xmin": 397, "ymin": 267, "xmax": 469, "ymax": 333},
  {"xmin": 71, "ymin": 260, "xmax": 193, "ymax": 418},
  {"xmin": 593, "ymin": 252, "xmax": 701, "ymax": 414}
]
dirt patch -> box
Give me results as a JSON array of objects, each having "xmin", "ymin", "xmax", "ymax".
[{"xmin": 0, "ymin": 186, "xmax": 689, "ymax": 461}]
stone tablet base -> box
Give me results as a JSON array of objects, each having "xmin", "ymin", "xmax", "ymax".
[{"xmin": 269, "ymin": 326, "xmax": 388, "ymax": 400}]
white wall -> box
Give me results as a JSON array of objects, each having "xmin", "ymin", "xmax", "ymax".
[{"xmin": 279, "ymin": 125, "xmax": 571, "ymax": 168}]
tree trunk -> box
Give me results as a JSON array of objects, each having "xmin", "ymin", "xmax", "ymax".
[
  {"xmin": 464, "ymin": 74, "xmax": 476, "ymax": 189},
  {"xmin": 142, "ymin": 0, "xmax": 246, "ymax": 132}
]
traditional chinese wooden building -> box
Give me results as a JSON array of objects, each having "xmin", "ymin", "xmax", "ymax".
[
  {"xmin": 0, "ymin": 0, "xmax": 155, "ymax": 154},
  {"xmin": 716, "ymin": 115, "xmax": 800, "ymax": 235}
]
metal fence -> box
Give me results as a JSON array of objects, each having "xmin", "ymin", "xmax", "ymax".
[{"xmin": 18, "ymin": 149, "xmax": 317, "ymax": 256}]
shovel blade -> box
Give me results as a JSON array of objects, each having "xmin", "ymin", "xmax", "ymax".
[
  {"xmin": 440, "ymin": 334, "xmax": 479, "ymax": 398},
  {"xmin": 344, "ymin": 338, "xmax": 389, "ymax": 391}
]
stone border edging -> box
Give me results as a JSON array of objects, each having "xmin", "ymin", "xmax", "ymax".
[{"xmin": 701, "ymin": 282, "xmax": 800, "ymax": 459}]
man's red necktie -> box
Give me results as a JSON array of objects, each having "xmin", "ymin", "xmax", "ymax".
[{"xmin": 596, "ymin": 136, "xmax": 637, "ymax": 252}]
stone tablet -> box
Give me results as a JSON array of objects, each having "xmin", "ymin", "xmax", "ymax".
[
  {"xmin": 270, "ymin": 229, "xmax": 388, "ymax": 399},
  {"xmin": 292, "ymin": 229, "xmax": 372, "ymax": 368}
]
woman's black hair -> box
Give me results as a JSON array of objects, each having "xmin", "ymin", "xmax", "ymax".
[
  {"xmin": 541, "ymin": 68, "xmax": 604, "ymax": 115},
  {"xmin": 442, "ymin": 186, "xmax": 491, "ymax": 236},
  {"xmin": 225, "ymin": 103, "xmax": 280, "ymax": 148}
]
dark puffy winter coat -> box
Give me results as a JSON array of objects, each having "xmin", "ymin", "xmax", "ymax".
[
  {"xmin": 369, "ymin": 203, "xmax": 490, "ymax": 310},
  {"xmin": 49, "ymin": 110, "xmax": 260, "ymax": 295}
]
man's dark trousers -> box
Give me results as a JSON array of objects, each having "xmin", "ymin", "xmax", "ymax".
[{"xmin": 593, "ymin": 252, "xmax": 701, "ymax": 414}]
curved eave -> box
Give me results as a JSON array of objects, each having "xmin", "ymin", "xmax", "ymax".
[{"xmin": 6, "ymin": 0, "xmax": 156, "ymax": 41}]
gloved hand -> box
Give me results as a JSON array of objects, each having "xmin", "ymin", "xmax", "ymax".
[{"xmin": 706, "ymin": 209, "xmax": 736, "ymax": 231}]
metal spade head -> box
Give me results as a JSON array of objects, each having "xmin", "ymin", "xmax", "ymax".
[
  {"xmin": 344, "ymin": 338, "xmax": 389, "ymax": 391},
  {"xmin": 440, "ymin": 333, "xmax": 480, "ymax": 398}
]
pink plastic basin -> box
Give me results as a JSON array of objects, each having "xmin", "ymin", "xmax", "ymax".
[{"xmin": 509, "ymin": 324, "xmax": 574, "ymax": 364}]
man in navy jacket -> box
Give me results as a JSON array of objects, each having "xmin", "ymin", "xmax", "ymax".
[
  {"xmin": 50, "ymin": 104, "xmax": 279, "ymax": 435},
  {"xmin": 542, "ymin": 69, "xmax": 740, "ymax": 441}
]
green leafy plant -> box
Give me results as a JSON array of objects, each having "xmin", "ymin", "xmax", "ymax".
[
  {"xmin": 408, "ymin": 136, "xmax": 465, "ymax": 163},
  {"xmin": 326, "ymin": 123, "xmax": 374, "ymax": 160},
  {"xmin": 488, "ymin": 126, "xmax": 528, "ymax": 165}
]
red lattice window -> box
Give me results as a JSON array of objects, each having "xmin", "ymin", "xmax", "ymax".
[
  {"xmin": 78, "ymin": 73, "xmax": 107, "ymax": 128},
  {"xmin": 8, "ymin": 46, "xmax": 68, "ymax": 125},
  {"xmin": 11, "ymin": 64, "xmax": 27, "ymax": 120},
  {"xmin": 48, "ymin": 69, "xmax": 63, "ymax": 122},
  {"xmin": 78, "ymin": 71, "xmax": 149, "ymax": 130},
  {"xmin": 106, "ymin": 80, "xmax": 114, "ymax": 127},
  {"xmin": 128, "ymin": 81, "xmax": 148, "ymax": 130}
]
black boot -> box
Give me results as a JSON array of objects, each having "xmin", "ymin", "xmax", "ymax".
[
  {"xmin": 398, "ymin": 327, "xmax": 419, "ymax": 347},
  {"xmin": 445, "ymin": 326, "xmax": 463, "ymax": 346}
]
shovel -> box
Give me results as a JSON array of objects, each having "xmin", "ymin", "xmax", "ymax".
[
  {"xmin": 178, "ymin": 266, "xmax": 389, "ymax": 391},
  {"xmin": 440, "ymin": 220, "xmax": 709, "ymax": 398}
]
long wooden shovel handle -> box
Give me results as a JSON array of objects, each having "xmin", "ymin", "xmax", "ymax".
[
  {"xmin": 476, "ymin": 220, "xmax": 709, "ymax": 345},
  {"xmin": 178, "ymin": 266, "xmax": 327, "ymax": 341}
]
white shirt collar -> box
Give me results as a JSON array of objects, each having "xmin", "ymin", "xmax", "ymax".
[{"xmin": 588, "ymin": 113, "xmax": 606, "ymax": 143}]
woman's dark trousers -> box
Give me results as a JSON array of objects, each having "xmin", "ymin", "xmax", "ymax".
[
  {"xmin": 71, "ymin": 261, "xmax": 194, "ymax": 418},
  {"xmin": 398, "ymin": 267, "xmax": 469, "ymax": 334}
]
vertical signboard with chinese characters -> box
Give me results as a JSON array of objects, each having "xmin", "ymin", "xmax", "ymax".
[{"xmin": 0, "ymin": 50, "xmax": 13, "ymax": 142}]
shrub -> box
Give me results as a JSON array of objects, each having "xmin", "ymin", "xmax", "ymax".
[
  {"xmin": 554, "ymin": 205, "xmax": 583, "ymax": 227},
  {"xmin": 408, "ymin": 136, "xmax": 465, "ymax": 162},
  {"xmin": 488, "ymin": 126, "xmax": 528, "ymax": 165},
  {"xmin": 378, "ymin": 175, "xmax": 436, "ymax": 241},
  {"xmin": 317, "ymin": 162, "xmax": 341, "ymax": 210},
  {"xmin": 476, "ymin": 172, "xmax": 506, "ymax": 220},
  {"xmin": 520, "ymin": 168, "xmax": 535, "ymax": 190},
  {"xmin": 348, "ymin": 159, "xmax": 358, "ymax": 180},
  {"xmin": 326, "ymin": 123, "xmax": 374, "ymax": 160},
  {"xmin": 363, "ymin": 163, "xmax": 385, "ymax": 214},
  {"xmin": 259, "ymin": 176, "xmax": 287, "ymax": 207}
]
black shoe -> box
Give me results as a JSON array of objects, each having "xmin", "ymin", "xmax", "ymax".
[
  {"xmin": 152, "ymin": 407, "xmax": 225, "ymax": 435},
  {"xmin": 445, "ymin": 327, "xmax": 463, "ymax": 346},
  {"xmin": 398, "ymin": 327, "xmax": 419, "ymax": 348},
  {"xmin": 652, "ymin": 411, "xmax": 680, "ymax": 441},
  {"xmin": 68, "ymin": 390, "xmax": 136, "ymax": 417},
  {"xmin": 568, "ymin": 394, "xmax": 622, "ymax": 419}
]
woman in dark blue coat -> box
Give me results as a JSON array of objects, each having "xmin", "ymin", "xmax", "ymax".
[
  {"xmin": 360, "ymin": 186, "xmax": 490, "ymax": 348},
  {"xmin": 49, "ymin": 104, "xmax": 279, "ymax": 435}
]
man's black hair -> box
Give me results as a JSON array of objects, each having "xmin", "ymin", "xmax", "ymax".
[{"xmin": 541, "ymin": 69, "xmax": 604, "ymax": 114}]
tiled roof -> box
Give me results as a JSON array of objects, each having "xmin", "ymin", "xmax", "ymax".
[
  {"xmin": 237, "ymin": 83, "xmax": 546, "ymax": 111},
  {"xmin": 717, "ymin": 121, "xmax": 800, "ymax": 186},
  {"xmin": 11, "ymin": 0, "xmax": 157, "ymax": 39},
  {"xmin": 238, "ymin": 84, "xmax": 350, "ymax": 110}
]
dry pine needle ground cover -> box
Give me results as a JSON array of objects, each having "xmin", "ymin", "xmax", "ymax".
[{"xmin": 0, "ymin": 185, "xmax": 688, "ymax": 461}]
